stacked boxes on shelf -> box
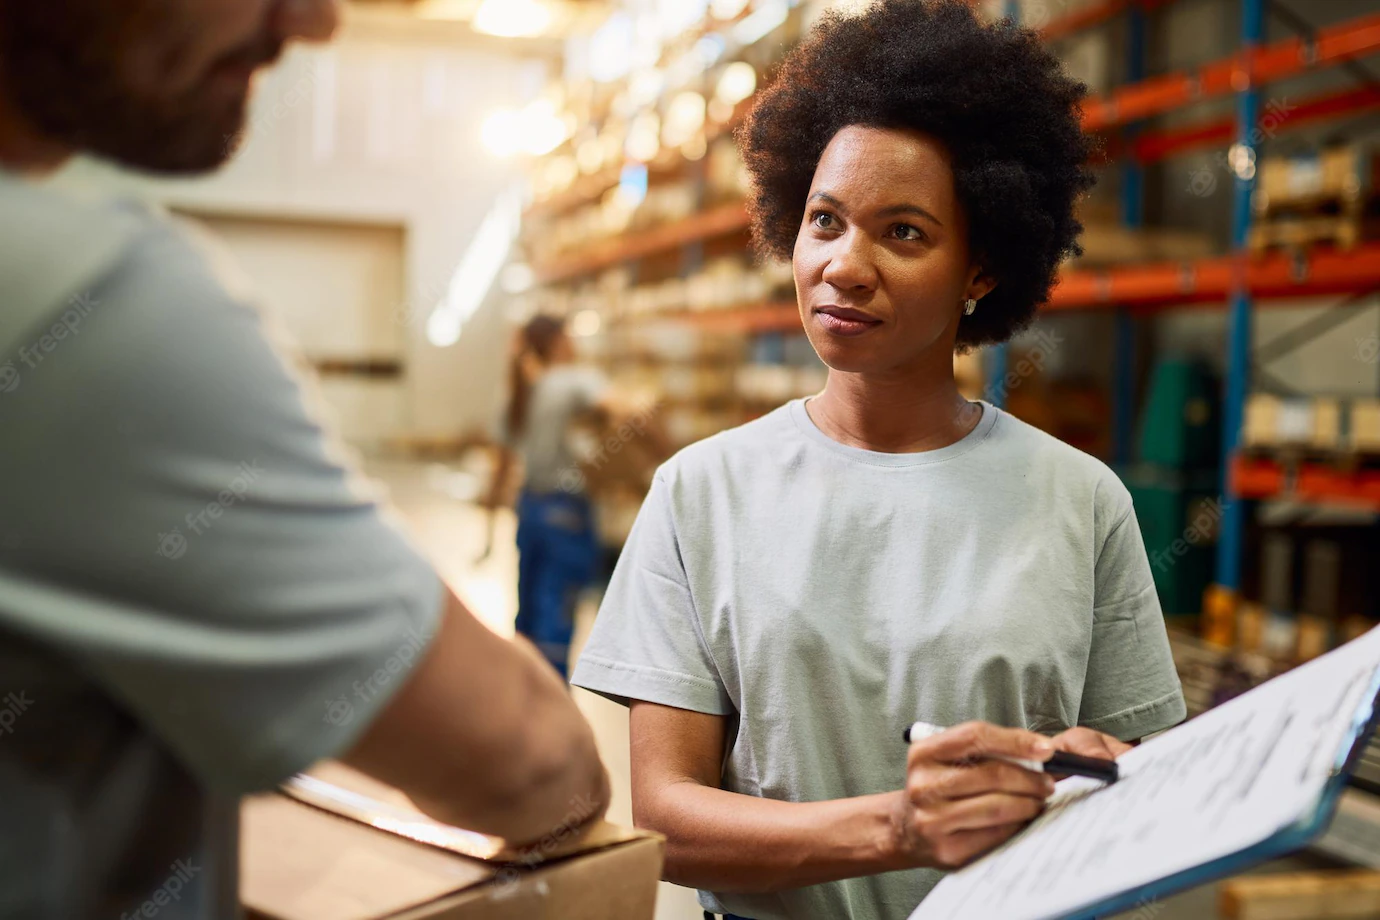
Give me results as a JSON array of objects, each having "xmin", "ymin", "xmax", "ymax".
[
  {"xmin": 1249, "ymin": 144, "xmax": 1380, "ymax": 253},
  {"xmin": 1243, "ymin": 394, "xmax": 1380, "ymax": 456}
]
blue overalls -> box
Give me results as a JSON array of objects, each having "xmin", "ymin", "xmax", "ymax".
[{"xmin": 513, "ymin": 489, "xmax": 599, "ymax": 679}]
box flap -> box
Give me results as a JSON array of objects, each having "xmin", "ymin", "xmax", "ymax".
[
  {"xmin": 242, "ymin": 794, "xmax": 494, "ymax": 920},
  {"xmin": 289, "ymin": 763, "xmax": 645, "ymax": 863}
]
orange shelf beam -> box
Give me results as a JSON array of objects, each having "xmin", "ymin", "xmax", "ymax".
[
  {"xmin": 1081, "ymin": 12, "xmax": 1380, "ymax": 132},
  {"xmin": 533, "ymin": 202, "xmax": 751, "ymax": 284},
  {"xmin": 1038, "ymin": 0, "xmax": 1177, "ymax": 43},
  {"xmin": 1231, "ymin": 456, "xmax": 1380, "ymax": 511},
  {"xmin": 1118, "ymin": 85, "xmax": 1380, "ymax": 165},
  {"xmin": 1048, "ymin": 242, "xmax": 1380, "ymax": 311}
]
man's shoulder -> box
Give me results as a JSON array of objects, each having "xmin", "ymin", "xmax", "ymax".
[{"xmin": 0, "ymin": 176, "xmax": 180, "ymax": 344}]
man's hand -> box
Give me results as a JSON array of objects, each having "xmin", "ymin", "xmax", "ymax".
[{"xmin": 895, "ymin": 722, "xmax": 1058, "ymax": 870}]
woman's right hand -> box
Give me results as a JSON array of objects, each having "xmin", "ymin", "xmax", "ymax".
[{"xmin": 894, "ymin": 721, "xmax": 1058, "ymax": 870}]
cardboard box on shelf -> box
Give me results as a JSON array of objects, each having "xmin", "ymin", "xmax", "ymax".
[
  {"xmin": 1242, "ymin": 394, "xmax": 1344, "ymax": 451},
  {"xmin": 1352, "ymin": 399, "xmax": 1380, "ymax": 453},
  {"xmin": 1254, "ymin": 145, "xmax": 1374, "ymax": 213},
  {"xmin": 1072, "ymin": 222, "xmax": 1216, "ymax": 267},
  {"xmin": 242, "ymin": 764, "xmax": 664, "ymax": 920}
]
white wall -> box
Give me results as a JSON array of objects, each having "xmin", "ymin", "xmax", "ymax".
[{"xmin": 55, "ymin": 19, "xmax": 547, "ymax": 439}]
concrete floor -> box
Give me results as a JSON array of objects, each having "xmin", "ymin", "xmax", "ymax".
[{"xmin": 373, "ymin": 457, "xmax": 1324, "ymax": 920}]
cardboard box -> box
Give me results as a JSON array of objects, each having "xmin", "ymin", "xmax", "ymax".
[
  {"xmin": 1352, "ymin": 399, "xmax": 1380, "ymax": 452},
  {"xmin": 241, "ymin": 765, "xmax": 664, "ymax": 920}
]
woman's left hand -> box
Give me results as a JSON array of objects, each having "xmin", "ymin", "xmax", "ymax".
[{"xmin": 1049, "ymin": 727, "xmax": 1132, "ymax": 762}]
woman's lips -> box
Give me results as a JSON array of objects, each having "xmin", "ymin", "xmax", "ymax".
[{"xmin": 814, "ymin": 305, "xmax": 882, "ymax": 337}]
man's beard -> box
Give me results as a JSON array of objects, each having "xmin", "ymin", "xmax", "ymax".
[{"xmin": 0, "ymin": 2, "xmax": 279, "ymax": 174}]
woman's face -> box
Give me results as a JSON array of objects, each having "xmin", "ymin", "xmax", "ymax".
[{"xmin": 792, "ymin": 125, "xmax": 992, "ymax": 375}]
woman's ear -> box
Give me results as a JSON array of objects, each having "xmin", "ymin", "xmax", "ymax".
[{"xmin": 966, "ymin": 267, "xmax": 998, "ymax": 304}]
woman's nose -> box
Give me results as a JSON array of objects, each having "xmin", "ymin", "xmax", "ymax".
[{"xmin": 821, "ymin": 231, "xmax": 878, "ymax": 292}]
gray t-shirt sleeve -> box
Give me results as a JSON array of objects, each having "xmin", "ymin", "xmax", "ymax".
[
  {"xmin": 571, "ymin": 366, "xmax": 611, "ymax": 410},
  {"xmin": 572, "ymin": 472, "xmax": 733, "ymax": 715},
  {"xmin": 1077, "ymin": 492, "xmax": 1187, "ymax": 740},
  {"xmin": 0, "ymin": 222, "xmax": 443, "ymax": 794}
]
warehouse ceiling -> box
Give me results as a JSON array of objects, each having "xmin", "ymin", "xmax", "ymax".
[{"xmin": 346, "ymin": 0, "xmax": 613, "ymax": 43}]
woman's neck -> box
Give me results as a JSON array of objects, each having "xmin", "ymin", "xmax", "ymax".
[{"xmin": 806, "ymin": 359, "xmax": 981, "ymax": 454}]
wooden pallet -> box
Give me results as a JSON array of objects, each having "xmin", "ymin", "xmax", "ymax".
[
  {"xmin": 1220, "ymin": 870, "xmax": 1380, "ymax": 920},
  {"xmin": 1248, "ymin": 209, "xmax": 1370, "ymax": 253}
]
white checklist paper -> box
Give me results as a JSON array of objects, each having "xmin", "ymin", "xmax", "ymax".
[{"xmin": 911, "ymin": 626, "xmax": 1380, "ymax": 920}]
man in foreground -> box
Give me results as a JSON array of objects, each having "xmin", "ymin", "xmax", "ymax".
[{"xmin": 0, "ymin": 2, "xmax": 608, "ymax": 917}]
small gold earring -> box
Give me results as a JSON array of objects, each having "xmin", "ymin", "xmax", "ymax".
[{"xmin": 964, "ymin": 298, "xmax": 977, "ymax": 316}]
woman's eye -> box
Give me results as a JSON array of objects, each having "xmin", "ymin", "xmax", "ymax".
[
  {"xmin": 812, "ymin": 212, "xmax": 838, "ymax": 230},
  {"xmin": 893, "ymin": 223, "xmax": 924, "ymax": 242}
]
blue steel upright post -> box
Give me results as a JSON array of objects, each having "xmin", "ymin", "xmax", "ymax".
[
  {"xmin": 1210, "ymin": 0, "xmax": 1264, "ymax": 634},
  {"xmin": 1114, "ymin": 4, "xmax": 1147, "ymax": 467},
  {"xmin": 986, "ymin": 0, "xmax": 1022, "ymax": 408}
]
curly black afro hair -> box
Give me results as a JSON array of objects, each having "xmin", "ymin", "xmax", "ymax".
[{"xmin": 738, "ymin": 0, "xmax": 1095, "ymax": 349}]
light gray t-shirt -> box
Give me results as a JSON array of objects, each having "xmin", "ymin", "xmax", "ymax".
[
  {"xmin": 572, "ymin": 398, "xmax": 1186, "ymax": 920},
  {"xmin": 510, "ymin": 365, "xmax": 609, "ymax": 494},
  {"xmin": 0, "ymin": 173, "xmax": 442, "ymax": 919}
]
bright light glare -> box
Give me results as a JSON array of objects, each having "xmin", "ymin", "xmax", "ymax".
[
  {"xmin": 662, "ymin": 92, "xmax": 707, "ymax": 147},
  {"xmin": 710, "ymin": 0, "xmax": 751, "ymax": 19},
  {"xmin": 589, "ymin": 14, "xmax": 635, "ymax": 83},
  {"xmin": 500, "ymin": 263, "xmax": 536, "ymax": 294},
  {"xmin": 472, "ymin": 0, "xmax": 553, "ymax": 38},
  {"xmin": 427, "ymin": 187, "xmax": 523, "ymax": 347},
  {"xmin": 481, "ymin": 100, "xmax": 568, "ymax": 158},
  {"xmin": 626, "ymin": 111, "xmax": 661, "ymax": 163},
  {"xmin": 715, "ymin": 62, "xmax": 757, "ymax": 105},
  {"xmin": 732, "ymin": 0, "xmax": 788, "ymax": 44},
  {"xmin": 570, "ymin": 309, "xmax": 602, "ymax": 337}
]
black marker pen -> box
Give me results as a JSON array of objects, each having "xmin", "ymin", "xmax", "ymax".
[{"xmin": 904, "ymin": 721, "xmax": 1119, "ymax": 785}]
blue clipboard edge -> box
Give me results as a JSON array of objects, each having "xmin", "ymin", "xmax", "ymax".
[{"xmin": 1057, "ymin": 662, "xmax": 1380, "ymax": 920}]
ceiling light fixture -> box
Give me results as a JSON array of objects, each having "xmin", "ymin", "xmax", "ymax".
[{"xmin": 472, "ymin": 0, "xmax": 554, "ymax": 38}]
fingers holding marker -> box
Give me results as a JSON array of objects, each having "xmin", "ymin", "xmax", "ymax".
[
  {"xmin": 911, "ymin": 759, "xmax": 1056, "ymax": 806},
  {"xmin": 907, "ymin": 720, "xmax": 1056, "ymax": 769}
]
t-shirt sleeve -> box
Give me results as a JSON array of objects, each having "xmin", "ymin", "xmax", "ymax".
[
  {"xmin": 570, "ymin": 366, "xmax": 611, "ymax": 412},
  {"xmin": 1077, "ymin": 486, "xmax": 1187, "ymax": 741},
  {"xmin": 0, "ymin": 221, "xmax": 444, "ymax": 795},
  {"xmin": 571, "ymin": 471, "xmax": 733, "ymax": 715}
]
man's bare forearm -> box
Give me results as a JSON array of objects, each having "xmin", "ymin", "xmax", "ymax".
[{"xmin": 346, "ymin": 593, "xmax": 610, "ymax": 845}]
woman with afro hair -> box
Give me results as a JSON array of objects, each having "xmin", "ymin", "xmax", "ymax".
[{"xmin": 572, "ymin": 2, "xmax": 1185, "ymax": 917}]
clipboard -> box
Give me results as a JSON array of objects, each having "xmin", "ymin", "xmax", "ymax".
[
  {"xmin": 1062, "ymin": 666, "xmax": 1380, "ymax": 920},
  {"xmin": 911, "ymin": 627, "xmax": 1380, "ymax": 920}
]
